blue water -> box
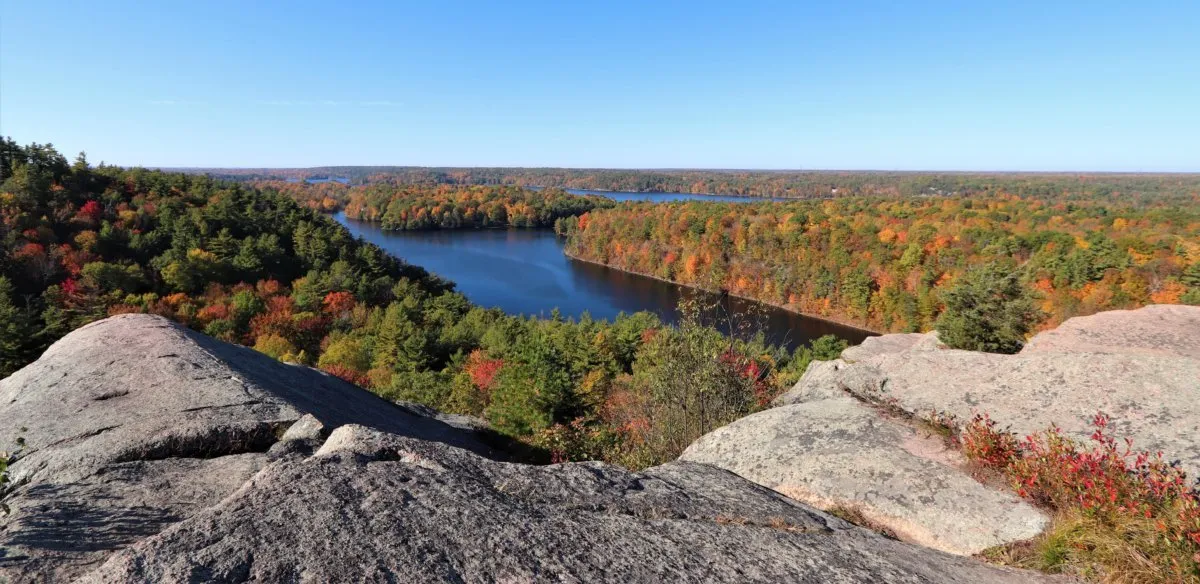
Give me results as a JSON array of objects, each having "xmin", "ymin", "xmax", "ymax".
[{"xmin": 334, "ymin": 193, "xmax": 872, "ymax": 349}]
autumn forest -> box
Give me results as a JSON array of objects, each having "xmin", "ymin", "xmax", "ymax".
[{"xmin": 4, "ymin": 137, "xmax": 1200, "ymax": 467}]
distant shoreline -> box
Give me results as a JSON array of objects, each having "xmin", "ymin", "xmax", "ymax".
[{"xmin": 560, "ymin": 248, "xmax": 883, "ymax": 337}]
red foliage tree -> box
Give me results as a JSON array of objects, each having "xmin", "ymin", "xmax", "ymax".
[
  {"xmin": 77, "ymin": 200, "xmax": 103, "ymax": 224},
  {"xmin": 464, "ymin": 349, "xmax": 504, "ymax": 392},
  {"xmin": 322, "ymin": 291, "xmax": 356, "ymax": 317}
]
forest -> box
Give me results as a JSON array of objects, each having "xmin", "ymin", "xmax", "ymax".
[
  {"xmin": 249, "ymin": 181, "xmax": 613, "ymax": 230},
  {"xmin": 9, "ymin": 137, "xmax": 1198, "ymax": 465},
  {"xmin": 558, "ymin": 195, "xmax": 1200, "ymax": 333},
  {"xmin": 0, "ymin": 138, "xmax": 835, "ymax": 467},
  {"xmin": 244, "ymin": 171, "xmax": 1200, "ymax": 336},
  {"xmin": 200, "ymin": 166, "xmax": 1200, "ymax": 204},
  {"xmin": 344, "ymin": 184, "xmax": 612, "ymax": 230}
]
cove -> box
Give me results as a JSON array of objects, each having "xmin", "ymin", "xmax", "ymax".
[{"xmin": 333, "ymin": 200, "xmax": 872, "ymax": 350}]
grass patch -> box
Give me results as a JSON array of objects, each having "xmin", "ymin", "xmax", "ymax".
[{"xmin": 826, "ymin": 505, "xmax": 900, "ymax": 540}]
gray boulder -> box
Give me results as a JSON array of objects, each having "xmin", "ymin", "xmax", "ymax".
[
  {"xmin": 0, "ymin": 314, "xmax": 491, "ymax": 581},
  {"xmin": 681, "ymin": 396, "xmax": 1048, "ymax": 555},
  {"xmin": 840, "ymin": 332, "xmax": 941, "ymax": 363},
  {"xmin": 0, "ymin": 315, "xmax": 1057, "ymax": 583}
]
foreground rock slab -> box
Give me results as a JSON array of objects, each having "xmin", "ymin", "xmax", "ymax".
[
  {"xmin": 681, "ymin": 397, "xmax": 1049, "ymax": 555},
  {"xmin": 0, "ymin": 315, "xmax": 1056, "ymax": 583},
  {"xmin": 0, "ymin": 314, "xmax": 490, "ymax": 581},
  {"xmin": 81, "ymin": 425, "xmax": 1049, "ymax": 584},
  {"xmin": 780, "ymin": 305, "xmax": 1200, "ymax": 479}
]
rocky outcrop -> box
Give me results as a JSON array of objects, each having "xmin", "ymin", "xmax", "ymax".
[
  {"xmin": 0, "ymin": 314, "xmax": 1055, "ymax": 583},
  {"xmin": 0, "ymin": 314, "xmax": 493, "ymax": 581},
  {"xmin": 780, "ymin": 304, "xmax": 1200, "ymax": 478},
  {"xmin": 81, "ymin": 425, "xmax": 1050, "ymax": 583},
  {"xmin": 1020, "ymin": 304, "xmax": 1200, "ymax": 359},
  {"xmin": 681, "ymin": 397, "xmax": 1049, "ymax": 555},
  {"xmin": 684, "ymin": 304, "xmax": 1200, "ymax": 557}
]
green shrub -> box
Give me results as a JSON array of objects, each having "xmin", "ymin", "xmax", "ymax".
[{"xmin": 936, "ymin": 263, "xmax": 1042, "ymax": 354}]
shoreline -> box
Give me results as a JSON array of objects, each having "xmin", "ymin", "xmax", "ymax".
[
  {"xmin": 561, "ymin": 248, "xmax": 883, "ymax": 337},
  {"xmin": 333, "ymin": 210, "xmax": 881, "ymax": 338}
]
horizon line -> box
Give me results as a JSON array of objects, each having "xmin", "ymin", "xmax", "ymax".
[{"xmin": 144, "ymin": 165, "xmax": 1200, "ymax": 175}]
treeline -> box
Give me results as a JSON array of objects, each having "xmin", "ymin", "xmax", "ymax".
[
  {"xmin": 340, "ymin": 185, "xmax": 614, "ymax": 230},
  {"xmin": 1, "ymin": 138, "xmax": 839, "ymax": 467},
  {"xmin": 558, "ymin": 196, "xmax": 1200, "ymax": 333},
  {"xmin": 203, "ymin": 166, "xmax": 1200, "ymax": 204},
  {"xmin": 252, "ymin": 181, "xmax": 614, "ymax": 231},
  {"xmin": 250, "ymin": 180, "xmax": 350, "ymax": 213}
]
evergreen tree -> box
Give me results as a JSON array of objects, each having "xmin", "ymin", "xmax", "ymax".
[
  {"xmin": 936, "ymin": 263, "xmax": 1043, "ymax": 354},
  {"xmin": 0, "ymin": 277, "xmax": 27, "ymax": 376},
  {"xmin": 372, "ymin": 303, "xmax": 427, "ymax": 372},
  {"xmin": 1182, "ymin": 262, "xmax": 1200, "ymax": 289},
  {"xmin": 485, "ymin": 331, "xmax": 576, "ymax": 437}
]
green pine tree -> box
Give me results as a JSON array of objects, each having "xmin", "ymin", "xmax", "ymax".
[
  {"xmin": 936, "ymin": 263, "xmax": 1043, "ymax": 354},
  {"xmin": 0, "ymin": 277, "xmax": 28, "ymax": 377}
]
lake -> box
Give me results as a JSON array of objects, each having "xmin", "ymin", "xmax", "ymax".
[{"xmin": 333, "ymin": 198, "xmax": 872, "ymax": 350}]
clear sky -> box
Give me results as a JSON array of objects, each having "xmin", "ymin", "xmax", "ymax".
[{"xmin": 2, "ymin": 1, "xmax": 1197, "ymax": 171}]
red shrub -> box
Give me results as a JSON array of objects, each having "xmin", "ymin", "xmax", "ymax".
[
  {"xmin": 291, "ymin": 313, "xmax": 329, "ymax": 348},
  {"xmin": 195, "ymin": 303, "xmax": 230, "ymax": 325},
  {"xmin": 960, "ymin": 413, "xmax": 1021, "ymax": 469},
  {"xmin": 13, "ymin": 242, "xmax": 45, "ymax": 260},
  {"xmin": 322, "ymin": 291, "xmax": 356, "ymax": 317},
  {"xmin": 265, "ymin": 295, "xmax": 294, "ymax": 315},
  {"xmin": 960, "ymin": 411, "xmax": 1200, "ymax": 575},
  {"xmin": 256, "ymin": 279, "xmax": 283, "ymax": 297},
  {"xmin": 249, "ymin": 310, "xmax": 294, "ymax": 340},
  {"xmin": 77, "ymin": 200, "xmax": 103, "ymax": 223},
  {"xmin": 465, "ymin": 350, "xmax": 503, "ymax": 392},
  {"xmin": 719, "ymin": 348, "xmax": 773, "ymax": 406},
  {"xmin": 320, "ymin": 364, "xmax": 371, "ymax": 388},
  {"xmin": 640, "ymin": 328, "xmax": 658, "ymax": 344}
]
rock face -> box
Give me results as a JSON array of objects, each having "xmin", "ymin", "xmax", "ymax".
[
  {"xmin": 681, "ymin": 397, "xmax": 1049, "ymax": 555},
  {"xmin": 780, "ymin": 304, "xmax": 1200, "ymax": 478},
  {"xmin": 1020, "ymin": 304, "xmax": 1200, "ymax": 359},
  {"xmin": 0, "ymin": 314, "xmax": 493, "ymax": 581},
  {"xmin": 685, "ymin": 304, "xmax": 1200, "ymax": 557},
  {"xmin": 0, "ymin": 314, "xmax": 1054, "ymax": 583},
  {"xmin": 81, "ymin": 425, "xmax": 1049, "ymax": 584}
]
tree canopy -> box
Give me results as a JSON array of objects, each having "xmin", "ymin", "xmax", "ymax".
[{"xmin": 0, "ymin": 137, "xmax": 836, "ymax": 467}]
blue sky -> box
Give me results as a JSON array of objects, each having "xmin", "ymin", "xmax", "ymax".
[{"xmin": 2, "ymin": 1, "xmax": 1197, "ymax": 170}]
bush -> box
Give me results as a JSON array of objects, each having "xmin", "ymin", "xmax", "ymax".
[
  {"xmin": 936, "ymin": 263, "xmax": 1043, "ymax": 354},
  {"xmin": 1, "ymin": 432, "xmax": 26, "ymax": 514},
  {"xmin": 253, "ymin": 333, "xmax": 298, "ymax": 360},
  {"xmin": 810, "ymin": 334, "xmax": 849, "ymax": 360},
  {"xmin": 961, "ymin": 412, "xmax": 1200, "ymax": 582},
  {"xmin": 624, "ymin": 299, "xmax": 759, "ymax": 465},
  {"xmin": 534, "ymin": 418, "xmax": 620, "ymax": 464}
]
